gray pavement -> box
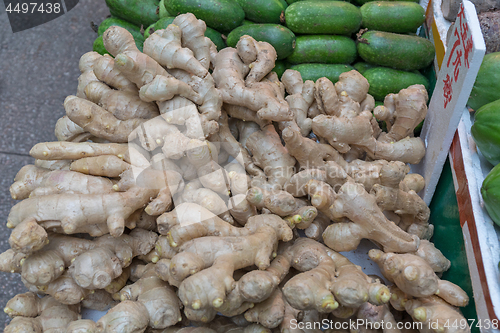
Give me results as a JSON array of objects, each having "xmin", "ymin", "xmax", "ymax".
[{"xmin": 0, "ymin": 0, "xmax": 109, "ymax": 327}]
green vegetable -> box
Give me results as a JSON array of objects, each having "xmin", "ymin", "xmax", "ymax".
[
  {"xmin": 105, "ymin": 0, "xmax": 159, "ymax": 27},
  {"xmin": 357, "ymin": 30, "xmax": 435, "ymax": 71},
  {"xmin": 234, "ymin": 0, "xmax": 287, "ymax": 24},
  {"xmin": 93, "ymin": 35, "xmax": 109, "ymax": 56},
  {"xmin": 363, "ymin": 66, "xmax": 429, "ymax": 101},
  {"xmin": 227, "ymin": 24, "xmax": 296, "ymax": 60},
  {"xmin": 353, "ymin": 61, "xmax": 376, "ymax": 74},
  {"xmin": 273, "ymin": 60, "xmax": 288, "ymax": 79},
  {"xmin": 468, "ymin": 52, "xmax": 500, "ymax": 110},
  {"xmin": 159, "ymin": 0, "xmax": 171, "ymax": 18},
  {"xmin": 289, "ymin": 63, "xmax": 354, "ymax": 83},
  {"xmin": 481, "ymin": 163, "xmax": 500, "ymax": 226},
  {"xmin": 285, "ymin": 1, "xmax": 362, "ymax": 35},
  {"xmin": 360, "ymin": 1, "xmax": 425, "ymax": 33},
  {"xmin": 471, "ymin": 98, "xmax": 500, "ymax": 166},
  {"xmin": 164, "ymin": 0, "xmax": 245, "ymax": 32},
  {"xmin": 287, "ymin": 35, "xmax": 357, "ymax": 65},
  {"xmin": 355, "ymin": 0, "xmax": 419, "ymax": 5}
]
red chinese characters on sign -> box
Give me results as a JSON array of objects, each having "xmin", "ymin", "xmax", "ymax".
[{"xmin": 442, "ymin": 3, "xmax": 474, "ymax": 108}]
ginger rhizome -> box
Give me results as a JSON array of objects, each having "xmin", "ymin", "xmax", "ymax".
[{"xmin": 2, "ymin": 13, "xmax": 468, "ymax": 333}]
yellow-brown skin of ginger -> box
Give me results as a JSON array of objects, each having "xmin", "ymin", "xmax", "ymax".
[
  {"xmin": 65, "ymin": 95, "xmax": 145, "ymax": 143},
  {"xmin": 405, "ymin": 296, "xmax": 470, "ymax": 333},
  {"xmin": 173, "ymin": 13, "xmax": 214, "ymax": 70},
  {"xmin": 368, "ymin": 249, "xmax": 468, "ymax": 307},
  {"xmin": 10, "ymin": 165, "xmax": 115, "ymax": 200},
  {"xmin": 281, "ymin": 70, "xmax": 314, "ymax": 136},
  {"xmin": 54, "ymin": 115, "xmax": 88, "ymax": 142},
  {"xmin": 144, "ymin": 24, "xmax": 208, "ymax": 78},
  {"xmin": 167, "ymin": 215, "xmax": 293, "ymax": 322},
  {"xmin": 212, "ymin": 46, "xmax": 291, "ymax": 122},
  {"xmin": 7, "ymin": 186, "xmax": 155, "ymax": 239},
  {"xmin": 70, "ymin": 155, "xmax": 130, "ymax": 178},
  {"xmin": 30, "ymin": 141, "xmax": 130, "ymax": 163},
  {"xmin": 4, "ymin": 294, "xmax": 79, "ymax": 333},
  {"xmin": 245, "ymin": 125, "xmax": 296, "ymax": 189},
  {"xmin": 66, "ymin": 319, "xmax": 99, "ymax": 333},
  {"xmin": 282, "ymin": 238, "xmax": 390, "ymax": 313},
  {"xmin": 374, "ymin": 85, "xmax": 428, "ymax": 143},
  {"xmin": 315, "ymin": 180, "xmax": 420, "ymax": 253},
  {"xmin": 312, "ymin": 113, "xmax": 426, "ymax": 165},
  {"xmin": 92, "ymin": 54, "xmax": 139, "ymax": 93},
  {"xmin": 355, "ymin": 302, "xmax": 401, "ymax": 333},
  {"xmin": 103, "ymin": 26, "xmax": 169, "ymax": 88},
  {"xmin": 85, "ymin": 81, "xmax": 159, "ymax": 120},
  {"xmin": 119, "ymin": 264, "xmax": 182, "ymax": 329},
  {"xmin": 76, "ymin": 51, "xmax": 101, "ymax": 99},
  {"xmin": 68, "ymin": 229, "xmax": 157, "ymax": 290},
  {"xmin": 95, "ymin": 300, "xmax": 150, "ymax": 333}
]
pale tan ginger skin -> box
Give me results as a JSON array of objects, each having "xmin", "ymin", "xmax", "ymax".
[
  {"xmin": 19, "ymin": 234, "xmax": 93, "ymax": 286},
  {"xmin": 304, "ymin": 211, "xmax": 331, "ymax": 240},
  {"xmin": 66, "ymin": 319, "xmax": 99, "ymax": 333},
  {"xmin": 368, "ymin": 249, "xmax": 469, "ymax": 307},
  {"xmin": 246, "ymin": 187, "xmax": 298, "ymax": 217},
  {"xmin": 65, "ymin": 95, "xmax": 145, "ymax": 143},
  {"xmin": 217, "ymin": 111, "xmax": 264, "ymax": 178},
  {"xmin": 178, "ymin": 184, "xmax": 234, "ymax": 224},
  {"xmin": 414, "ymin": 240, "xmax": 451, "ymax": 273},
  {"xmin": 119, "ymin": 264, "xmax": 182, "ymax": 329},
  {"xmin": 7, "ymin": 186, "xmax": 156, "ymax": 238},
  {"xmin": 10, "ymin": 165, "xmax": 115, "ymax": 200},
  {"xmin": 280, "ymin": 298, "xmax": 303, "ymax": 333},
  {"xmin": 371, "ymin": 185, "xmax": 433, "ymax": 240},
  {"xmin": 76, "ymin": 51, "xmax": 102, "ymax": 99},
  {"xmin": 246, "ymin": 125, "xmax": 296, "ymax": 189},
  {"xmin": 281, "ymin": 70, "xmax": 314, "ymax": 136},
  {"xmin": 314, "ymin": 77, "xmax": 340, "ymax": 117},
  {"xmin": 334, "ymin": 70, "xmax": 370, "ymax": 104},
  {"xmin": 82, "ymin": 289, "xmax": 117, "ymax": 311},
  {"xmin": 167, "ymin": 215, "xmax": 293, "ymax": 322},
  {"xmin": 167, "ymin": 69, "xmax": 222, "ymax": 136},
  {"xmin": 8, "ymin": 218, "xmax": 48, "ymax": 255},
  {"xmin": 282, "ymin": 238, "xmax": 390, "ymax": 313},
  {"xmin": 405, "ymin": 296, "xmax": 470, "ymax": 333},
  {"xmin": 0, "ymin": 249, "xmax": 26, "ymax": 274},
  {"xmin": 95, "ymin": 300, "xmax": 150, "ymax": 333},
  {"xmin": 346, "ymin": 160, "xmax": 410, "ymax": 192},
  {"xmin": 144, "ymin": 24, "xmax": 208, "ymax": 78},
  {"xmin": 54, "ymin": 115, "xmax": 88, "ymax": 142},
  {"xmin": 213, "ymin": 40, "xmax": 292, "ymax": 122},
  {"xmin": 156, "ymin": 202, "xmax": 222, "ymax": 236},
  {"xmin": 85, "ymin": 81, "xmax": 159, "ymax": 120},
  {"xmin": 374, "ymin": 85, "xmax": 428, "ymax": 143},
  {"xmin": 103, "ymin": 26, "xmax": 169, "ymax": 88},
  {"xmin": 173, "ymin": 13, "xmax": 214, "ymax": 70},
  {"xmin": 281, "ymin": 127, "xmax": 347, "ymax": 172},
  {"xmin": 311, "ymin": 180, "xmax": 420, "ymax": 253},
  {"xmin": 4, "ymin": 294, "xmax": 79, "ymax": 333},
  {"xmin": 223, "ymin": 104, "xmax": 270, "ymax": 128},
  {"xmin": 68, "ymin": 229, "xmax": 157, "ymax": 290},
  {"xmin": 238, "ymin": 35, "xmax": 277, "ymax": 85},
  {"xmin": 139, "ymin": 74, "xmax": 202, "ymax": 105},
  {"xmin": 312, "ymin": 112, "xmax": 426, "ymax": 165},
  {"xmin": 93, "ymin": 54, "xmax": 139, "ymax": 93},
  {"xmin": 388, "ymin": 285, "xmax": 412, "ymax": 311},
  {"xmin": 356, "ymin": 303, "xmax": 401, "ymax": 333},
  {"xmin": 30, "ymin": 141, "xmax": 130, "ymax": 163},
  {"xmin": 148, "ymin": 328, "xmax": 218, "ymax": 333},
  {"xmin": 400, "ymin": 173, "xmax": 426, "ymax": 193},
  {"xmin": 244, "ymin": 289, "xmax": 285, "ymax": 329},
  {"xmin": 70, "ymin": 155, "xmax": 130, "ymax": 178}
]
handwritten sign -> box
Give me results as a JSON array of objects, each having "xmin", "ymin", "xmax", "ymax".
[{"xmin": 413, "ymin": 0, "xmax": 485, "ymax": 205}]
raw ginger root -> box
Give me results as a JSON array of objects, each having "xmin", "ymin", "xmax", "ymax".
[
  {"xmin": 369, "ymin": 249, "xmax": 469, "ymax": 307},
  {"xmin": 2, "ymin": 12, "xmax": 469, "ymax": 333},
  {"xmin": 4, "ymin": 293, "xmax": 79, "ymax": 333}
]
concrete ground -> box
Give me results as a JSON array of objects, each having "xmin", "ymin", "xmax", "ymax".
[{"xmin": 0, "ymin": 0, "xmax": 109, "ymax": 327}]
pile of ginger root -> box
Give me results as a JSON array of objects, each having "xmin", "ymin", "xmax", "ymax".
[{"xmin": 1, "ymin": 12, "xmax": 472, "ymax": 333}]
